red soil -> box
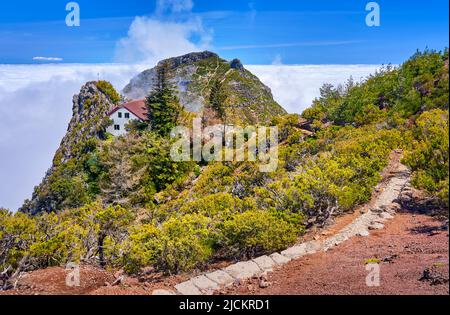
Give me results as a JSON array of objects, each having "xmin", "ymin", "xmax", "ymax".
[{"xmin": 218, "ymin": 213, "xmax": 449, "ymax": 295}]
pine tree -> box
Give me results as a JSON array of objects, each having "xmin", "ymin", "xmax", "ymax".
[
  {"xmin": 209, "ymin": 79, "xmax": 227, "ymax": 123},
  {"xmin": 146, "ymin": 61, "xmax": 182, "ymax": 136}
]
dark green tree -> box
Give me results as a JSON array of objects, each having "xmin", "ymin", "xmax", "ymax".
[
  {"xmin": 146, "ymin": 61, "xmax": 182, "ymax": 136},
  {"xmin": 209, "ymin": 79, "xmax": 228, "ymax": 123}
]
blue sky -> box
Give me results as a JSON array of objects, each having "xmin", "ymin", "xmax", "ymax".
[{"xmin": 0, "ymin": 0, "xmax": 448, "ymax": 64}]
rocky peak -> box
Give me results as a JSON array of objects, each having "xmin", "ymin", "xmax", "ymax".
[
  {"xmin": 230, "ymin": 59, "xmax": 244, "ymax": 71},
  {"xmin": 157, "ymin": 51, "xmax": 220, "ymax": 69},
  {"xmin": 20, "ymin": 81, "xmax": 119, "ymax": 215},
  {"xmin": 58, "ymin": 81, "xmax": 117, "ymax": 163},
  {"xmin": 123, "ymin": 51, "xmax": 287, "ymax": 123}
]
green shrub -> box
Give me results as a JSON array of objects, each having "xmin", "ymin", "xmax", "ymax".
[
  {"xmin": 178, "ymin": 193, "xmax": 255, "ymax": 219},
  {"xmin": 403, "ymin": 109, "xmax": 449, "ymax": 207},
  {"xmin": 29, "ymin": 213, "xmax": 86, "ymax": 267},
  {"xmin": 96, "ymin": 80, "xmax": 121, "ymax": 104},
  {"xmin": 120, "ymin": 224, "xmax": 161, "ymax": 274},
  {"xmin": 123, "ymin": 214, "xmax": 213, "ymax": 274},
  {"xmin": 217, "ymin": 210, "xmax": 299, "ymax": 258},
  {"xmin": 0, "ymin": 210, "xmax": 37, "ymax": 276}
]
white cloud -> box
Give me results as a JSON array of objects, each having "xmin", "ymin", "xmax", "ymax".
[
  {"xmin": 248, "ymin": 2, "xmax": 257, "ymax": 25},
  {"xmin": 0, "ymin": 63, "xmax": 381, "ymax": 211},
  {"xmin": 272, "ymin": 54, "xmax": 283, "ymax": 65},
  {"xmin": 114, "ymin": 0, "xmax": 212, "ymax": 65},
  {"xmin": 156, "ymin": 0, "xmax": 194, "ymax": 14},
  {"xmin": 247, "ymin": 64, "xmax": 381, "ymax": 114},
  {"xmin": 32, "ymin": 56, "xmax": 63, "ymax": 62},
  {"xmin": 114, "ymin": 17, "xmax": 211, "ymax": 65}
]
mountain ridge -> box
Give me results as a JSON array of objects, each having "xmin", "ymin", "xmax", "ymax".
[
  {"xmin": 123, "ymin": 50, "xmax": 287, "ymax": 124},
  {"xmin": 20, "ymin": 51, "xmax": 288, "ymax": 214}
]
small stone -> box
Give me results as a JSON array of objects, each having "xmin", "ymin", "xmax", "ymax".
[
  {"xmin": 191, "ymin": 275, "xmax": 219, "ymax": 295},
  {"xmin": 175, "ymin": 281, "xmax": 202, "ymax": 295},
  {"xmin": 269, "ymin": 253, "xmax": 291, "ymax": 265},
  {"xmin": 369, "ymin": 222, "xmax": 385, "ymax": 230},
  {"xmin": 114, "ymin": 270, "xmax": 124, "ymax": 279},
  {"xmin": 230, "ymin": 59, "xmax": 245, "ymax": 71},
  {"xmin": 259, "ymin": 280, "xmax": 271, "ymax": 289},
  {"xmin": 281, "ymin": 244, "xmax": 308, "ymax": 259},
  {"xmin": 304, "ymin": 240, "xmax": 323, "ymax": 254},
  {"xmin": 379, "ymin": 212, "xmax": 394, "ymax": 220},
  {"xmin": 252, "ymin": 255, "xmax": 276, "ymax": 272},
  {"xmin": 357, "ymin": 229, "xmax": 370, "ymax": 237},
  {"xmin": 224, "ymin": 261, "xmax": 262, "ymax": 280},
  {"xmin": 259, "ymin": 272, "xmax": 269, "ymax": 281},
  {"xmin": 371, "ymin": 208, "xmax": 383, "ymax": 214}
]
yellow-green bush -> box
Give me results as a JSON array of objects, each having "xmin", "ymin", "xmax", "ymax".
[
  {"xmin": 0, "ymin": 210, "xmax": 37, "ymax": 273},
  {"xmin": 178, "ymin": 193, "xmax": 256, "ymax": 219},
  {"xmin": 96, "ymin": 80, "xmax": 121, "ymax": 104},
  {"xmin": 5, "ymin": 49, "xmax": 447, "ymax": 278},
  {"xmin": 28, "ymin": 213, "xmax": 86, "ymax": 268},
  {"xmin": 403, "ymin": 109, "xmax": 449, "ymax": 207},
  {"xmin": 217, "ymin": 210, "xmax": 299, "ymax": 258},
  {"xmin": 123, "ymin": 214, "xmax": 213, "ymax": 274}
]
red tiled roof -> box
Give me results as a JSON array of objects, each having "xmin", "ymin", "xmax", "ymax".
[{"xmin": 108, "ymin": 99, "xmax": 148, "ymax": 121}]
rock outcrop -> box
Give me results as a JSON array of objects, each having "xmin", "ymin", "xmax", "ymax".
[
  {"xmin": 57, "ymin": 82, "xmax": 117, "ymax": 163},
  {"xmin": 123, "ymin": 51, "xmax": 286, "ymax": 124},
  {"xmin": 20, "ymin": 82, "xmax": 117, "ymax": 214}
]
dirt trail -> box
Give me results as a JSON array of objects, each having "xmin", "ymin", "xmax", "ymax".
[
  {"xmin": 299, "ymin": 150, "xmax": 405, "ymax": 243},
  {"xmin": 218, "ymin": 152, "xmax": 449, "ymax": 295},
  {"xmin": 219, "ymin": 212, "xmax": 448, "ymax": 295}
]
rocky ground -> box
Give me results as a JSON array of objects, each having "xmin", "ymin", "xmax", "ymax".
[{"xmin": 218, "ymin": 212, "xmax": 448, "ymax": 295}]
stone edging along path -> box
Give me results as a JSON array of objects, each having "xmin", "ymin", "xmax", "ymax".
[{"xmin": 154, "ymin": 164, "xmax": 411, "ymax": 296}]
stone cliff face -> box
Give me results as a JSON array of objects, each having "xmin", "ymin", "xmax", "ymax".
[
  {"xmin": 21, "ymin": 82, "xmax": 117, "ymax": 214},
  {"xmin": 123, "ymin": 51, "xmax": 286, "ymax": 124},
  {"xmin": 123, "ymin": 51, "xmax": 218, "ymax": 102},
  {"xmin": 57, "ymin": 82, "xmax": 117, "ymax": 163}
]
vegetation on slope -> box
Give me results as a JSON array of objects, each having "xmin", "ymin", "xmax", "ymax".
[
  {"xmin": 123, "ymin": 51, "xmax": 287, "ymax": 124},
  {"xmin": 303, "ymin": 48, "xmax": 448, "ymax": 207},
  {"xmin": 1, "ymin": 49, "xmax": 448, "ymax": 289}
]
